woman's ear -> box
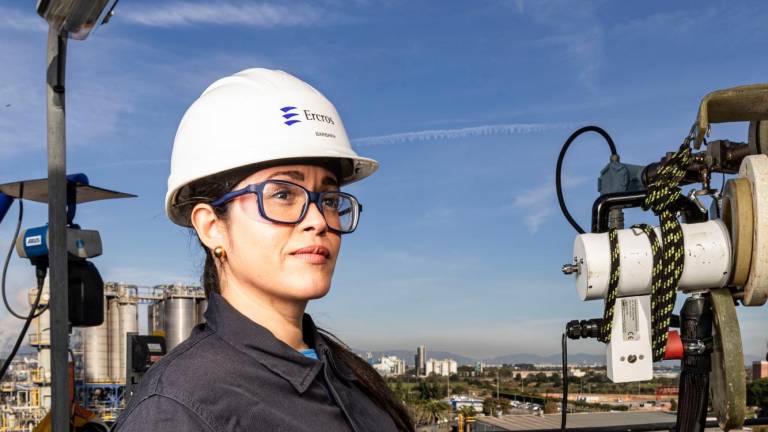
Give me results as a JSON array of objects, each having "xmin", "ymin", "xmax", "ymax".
[{"xmin": 190, "ymin": 203, "xmax": 228, "ymax": 251}]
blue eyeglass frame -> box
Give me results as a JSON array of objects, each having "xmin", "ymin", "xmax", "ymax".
[{"xmin": 210, "ymin": 180, "xmax": 362, "ymax": 234}]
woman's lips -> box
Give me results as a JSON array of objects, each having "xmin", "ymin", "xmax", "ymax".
[{"xmin": 291, "ymin": 246, "xmax": 331, "ymax": 264}]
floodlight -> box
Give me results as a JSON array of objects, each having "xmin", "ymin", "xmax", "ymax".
[{"xmin": 36, "ymin": 0, "xmax": 119, "ymax": 40}]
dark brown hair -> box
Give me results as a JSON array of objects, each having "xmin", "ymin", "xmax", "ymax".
[{"xmin": 183, "ymin": 169, "xmax": 414, "ymax": 432}]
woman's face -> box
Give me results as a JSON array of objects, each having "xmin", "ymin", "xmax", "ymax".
[{"xmin": 219, "ymin": 164, "xmax": 342, "ymax": 303}]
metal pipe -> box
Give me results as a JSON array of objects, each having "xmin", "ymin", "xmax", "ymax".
[
  {"xmin": 675, "ymin": 294, "xmax": 712, "ymax": 432},
  {"xmin": 46, "ymin": 25, "xmax": 69, "ymax": 432}
]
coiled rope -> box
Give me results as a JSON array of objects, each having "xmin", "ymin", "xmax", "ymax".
[{"xmin": 601, "ymin": 143, "xmax": 692, "ymax": 361}]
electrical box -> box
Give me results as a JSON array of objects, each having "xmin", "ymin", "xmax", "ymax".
[
  {"xmin": 606, "ymin": 295, "xmax": 654, "ymax": 383},
  {"xmin": 126, "ymin": 334, "xmax": 167, "ymax": 402}
]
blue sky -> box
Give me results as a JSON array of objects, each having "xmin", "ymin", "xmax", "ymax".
[{"xmin": 0, "ymin": 0, "xmax": 766, "ymax": 360}]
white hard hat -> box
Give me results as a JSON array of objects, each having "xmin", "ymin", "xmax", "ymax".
[{"xmin": 165, "ymin": 68, "xmax": 378, "ymax": 227}]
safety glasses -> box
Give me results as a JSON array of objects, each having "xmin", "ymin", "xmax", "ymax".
[{"xmin": 210, "ymin": 180, "xmax": 361, "ymax": 234}]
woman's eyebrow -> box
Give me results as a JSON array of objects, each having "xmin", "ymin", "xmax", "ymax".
[
  {"xmin": 322, "ymin": 176, "xmax": 339, "ymax": 187},
  {"xmin": 266, "ymin": 170, "xmax": 304, "ymax": 181},
  {"xmin": 265, "ymin": 170, "xmax": 338, "ymax": 187}
]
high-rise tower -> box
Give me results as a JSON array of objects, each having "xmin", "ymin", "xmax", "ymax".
[{"xmin": 415, "ymin": 345, "xmax": 426, "ymax": 376}]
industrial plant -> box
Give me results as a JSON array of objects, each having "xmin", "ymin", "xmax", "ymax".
[{"xmin": 0, "ymin": 281, "xmax": 206, "ymax": 430}]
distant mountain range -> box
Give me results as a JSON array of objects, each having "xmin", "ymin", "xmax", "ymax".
[{"xmin": 353, "ymin": 349, "xmax": 604, "ymax": 366}]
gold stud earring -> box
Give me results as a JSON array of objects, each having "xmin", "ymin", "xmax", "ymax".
[{"xmin": 213, "ymin": 246, "xmax": 226, "ymax": 260}]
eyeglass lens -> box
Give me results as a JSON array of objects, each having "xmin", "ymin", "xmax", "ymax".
[{"xmin": 258, "ymin": 182, "xmax": 357, "ymax": 232}]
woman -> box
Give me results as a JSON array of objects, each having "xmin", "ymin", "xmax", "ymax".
[{"xmin": 114, "ymin": 69, "xmax": 414, "ymax": 431}]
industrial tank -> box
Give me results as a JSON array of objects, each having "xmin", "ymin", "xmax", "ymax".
[
  {"xmin": 107, "ymin": 297, "xmax": 120, "ymax": 382},
  {"xmin": 117, "ymin": 297, "xmax": 138, "ymax": 383},
  {"xmin": 164, "ymin": 298, "xmax": 196, "ymax": 351},
  {"xmin": 105, "ymin": 285, "xmax": 138, "ymax": 384},
  {"xmin": 82, "ymin": 301, "xmax": 110, "ymax": 383},
  {"xmin": 163, "ymin": 285, "xmax": 204, "ymax": 351}
]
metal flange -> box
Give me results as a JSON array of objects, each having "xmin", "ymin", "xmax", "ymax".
[
  {"xmin": 709, "ymin": 288, "xmax": 746, "ymax": 431},
  {"xmin": 739, "ymin": 155, "xmax": 768, "ymax": 305},
  {"xmin": 721, "ymin": 178, "xmax": 753, "ymax": 286}
]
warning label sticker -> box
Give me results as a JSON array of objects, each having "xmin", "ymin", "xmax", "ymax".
[{"xmin": 621, "ymin": 298, "xmax": 639, "ymax": 341}]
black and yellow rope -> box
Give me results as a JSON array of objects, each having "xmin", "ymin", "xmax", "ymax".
[
  {"xmin": 631, "ymin": 224, "xmax": 667, "ymax": 361},
  {"xmin": 600, "ymin": 143, "xmax": 692, "ymax": 362},
  {"xmin": 599, "ymin": 228, "xmax": 620, "ymax": 343}
]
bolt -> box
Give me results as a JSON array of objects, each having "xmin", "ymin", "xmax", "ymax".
[
  {"xmin": 561, "ymin": 264, "xmax": 579, "ymax": 275},
  {"xmin": 627, "ymin": 355, "xmax": 637, "ymax": 364}
]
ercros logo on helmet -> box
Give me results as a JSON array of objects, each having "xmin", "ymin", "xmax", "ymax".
[
  {"xmin": 280, "ymin": 106, "xmax": 302, "ymax": 126},
  {"xmin": 279, "ymin": 106, "xmax": 335, "ymax": 126}
]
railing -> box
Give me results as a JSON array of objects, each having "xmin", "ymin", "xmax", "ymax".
[{"xmin": 469, "ymin": 416, "xmax": 768, "ymax": 432}]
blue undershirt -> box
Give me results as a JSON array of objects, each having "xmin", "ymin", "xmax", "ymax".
[{"xmin": 300, "ymin": 348, "xmax": 318, "ymax": 360}]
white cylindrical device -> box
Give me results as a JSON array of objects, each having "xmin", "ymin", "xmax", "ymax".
[{"xmin": 571, "ymin": 220, "xmax": 731, "ymax": 301}]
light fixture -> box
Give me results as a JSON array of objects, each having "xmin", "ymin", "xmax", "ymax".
[{"xmin": 36, "ymin": 0, "xmax": 119, "ymax": 40}]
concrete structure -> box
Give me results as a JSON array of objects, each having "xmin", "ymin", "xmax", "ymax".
[
  {"xmin": 372, "ymin": 356, "xmax": 406, "ymax": 377},
  {"xmin": 415, "ymin": 345, "xmax": 426, "ymax": 377},
  {"xmin": 474, "ymin": 411, "xmax": 681, "ymax": 431},
  {"xmin": 426, "ymin": 358, "xmax": 457, "ymax": 377},
  {"xmin": 754, "ymin": 361, "xmax": 768, "ymax": 380}
]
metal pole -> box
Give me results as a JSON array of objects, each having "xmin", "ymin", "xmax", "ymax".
[{"xmin": 46, "ymin": 24, "xmax": 69, "ymax": 432}]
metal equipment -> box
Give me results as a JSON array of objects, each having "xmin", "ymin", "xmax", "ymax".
[
  {"xmin": 558, "ymin": 84, "xmax": 768, "ymax": 431},
  {"xmin": 124, "ymin": 333, "xmax": 166, "ymax": 402}
]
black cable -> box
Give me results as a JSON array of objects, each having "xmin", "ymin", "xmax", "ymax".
[
  {"xmin": 1, "ymin": 190, "xmax": 47, "ymax": 320},
  {"xmin": 561, "ymin": 333, "xmax": 568, "ymax": 431},
  {"xmin": 0, "ymin": 267, "xmax": 46, "ymax": 382},
  {"xmin": 556, "ymin": 126, "xmax": 618, "ymax": 234}
]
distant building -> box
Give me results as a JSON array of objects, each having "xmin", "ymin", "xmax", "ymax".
[
  {"xmin": 569, "ymin": 368, "xmax": 586, "ymax": 378},
  {"xmin": 372, "ymin": 356, "xmax": 406, "ymax": 377},
  {"xmin": 426, "ymin": 358, "xmax": 457, "ymax": 377},
  {"xmin": 415, "ymin": 345, "xmax": 426, "ymax": 377},
  {"xmin": 754, "ymin": 361, "xmax": 768, "ymax": 380},
  {"xmin": 449, "ymin": 395, "xmax": 484, "ymax": 413},
  {"xmin": 475, "ymin": 362, "xmax": 484, "ymax": 374}
]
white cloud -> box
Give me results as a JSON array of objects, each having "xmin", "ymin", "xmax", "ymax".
[
  {"xmin": 0, "ymin": 6, "xmax": 47, "ymax": 33},
  {"xmin": 352, "ymin": 123, "xmax": 566, "ymax": 147},
  {"xmin": 512, "ymin": 176, "xmax": 587, "ymax": 234},
  {"xmin": 513, "ymin": 0, "xmax": 604, "ymax": 91},
  {"xmin": 119, "ymin": 2, "xmax": 332, "ymax": 28}
]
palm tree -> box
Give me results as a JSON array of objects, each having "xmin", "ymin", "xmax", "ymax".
[
  {"xmin": 418, "ymin": 399, "xmax": 450, "ymax": 425},
  {"xmin": 458, "ymin": 405, "xmax": 477, "ymax": 418}
]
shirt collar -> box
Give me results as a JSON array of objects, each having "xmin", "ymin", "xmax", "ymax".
[{"xmin": 204, "ymin": 291, "xmax": 355, "ymax": 393}]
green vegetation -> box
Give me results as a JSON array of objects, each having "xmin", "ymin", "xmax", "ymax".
[
  {"xmin": 458, "ymin": 405, "xmax": 477, "ymax": 418},
  {"xmin": 386, "ymin": 365, "xmax": 677, "ymax": 425},
  {"xmin": 748, "ymin": 378, "xmax": 768, "ymax": 416}
]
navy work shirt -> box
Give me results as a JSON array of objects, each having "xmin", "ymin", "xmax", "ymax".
[{"xmin": 113, "ymin": 292, "xmax": 399, "ymax": 432}]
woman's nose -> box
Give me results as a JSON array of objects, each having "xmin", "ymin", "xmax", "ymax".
[{"xmin": 299, "ymin": 201, "xmax": 329, "ymax": 233}]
